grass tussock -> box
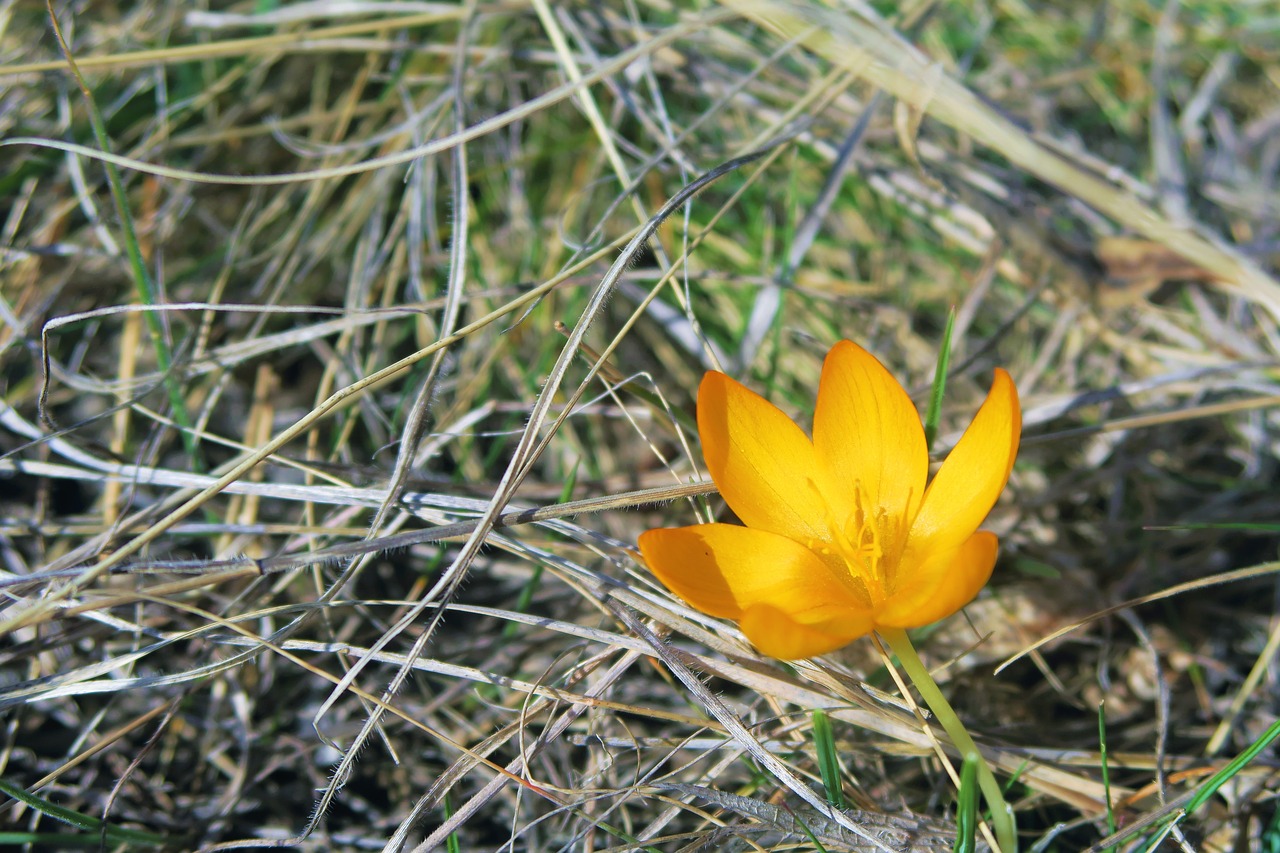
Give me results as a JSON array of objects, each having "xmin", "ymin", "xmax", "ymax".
[{"xmin": 2, "ymin": 1, "xmax": 1279, "ymax": 850}]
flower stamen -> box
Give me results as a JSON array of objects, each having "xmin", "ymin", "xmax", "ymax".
[{"xmin": 816, "ymin": 482, "xmax": 893, "ymax": 606}]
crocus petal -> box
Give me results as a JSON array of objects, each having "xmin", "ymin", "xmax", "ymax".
[
  {"xmin": 904, "ymin": 368, "xmax": 1020, "ymax": 558},
  {"xmin": 638, "ymin": 524, "xmax": 867, "ymax": 622},
  {"xmin": 698, "ymin": 371, "xmax": 830, "ymax": 544},
  {"xmin": 813, "ymin": 340, "xmax": 928, "ymax": 530},
  {"xmin": 740, "ymin": 603, "xmax": 874, "ymax": 659},
  {"xmin": 875, "ymin": 531, "xmax": 998, "ymax": 628}
]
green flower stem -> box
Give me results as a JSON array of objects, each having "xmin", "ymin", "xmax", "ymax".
[{"xmin": 880, "ymin": 627, "xmax": 1017, "ymax": 853}]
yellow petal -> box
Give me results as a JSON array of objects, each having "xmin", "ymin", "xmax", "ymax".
[
  {"xmin": 813, "ymin": 340, "xmax": 928, "ymax": 531},
  {"xmin": 740, "ymin": 603, "xmax": 874, "ymax": 659},
  {"xmin": 698, "ymin": 371, "xmax": 830, "ymax": 544},
  {"xmin": 638, "ymin": 524, "xmax": 867, "ymax": 622},
  {"xmin": 875, "ymin": 531, "xmax": 998, "ymax": 628},
  {"xmin": 904, "ymin": 368, "xmax": 1020, "ymax": 558}
]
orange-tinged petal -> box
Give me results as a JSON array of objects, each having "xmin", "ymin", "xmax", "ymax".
[
  {"xmin": 637, "ymin": 524, "xmax": 866, "ymax": 622},
  {"xmin": 740, "ymin": 603, "xmax": 874, "ymax": 659},
  {"xmin": 875, "ymin": 531, "xmax": 998, "ymax": 628},
  {"xmin": 904, "ymin": 368, "xmax": 1020, "ymax": 558},
  {"xmin": 698, "ymin": 371, "xmax": 830, "ymax": 544},
  {"xmin": 813, "ymin": 340, "xmax": 928, "ymax": 530}
]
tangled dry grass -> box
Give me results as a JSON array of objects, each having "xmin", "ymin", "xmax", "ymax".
[{"xmin": 2, "ymin": 1, "xmax": 1279, "ymax": 850}]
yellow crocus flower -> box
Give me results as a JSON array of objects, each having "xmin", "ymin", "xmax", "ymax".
[{"xmin": 640, "ymin": 340, "xmax": 1021, "ymax": 659}]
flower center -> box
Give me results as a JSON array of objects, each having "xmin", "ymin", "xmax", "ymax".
[{"xmin": 821, "ymin": 481, "xmax": 903, "ymax": 609}]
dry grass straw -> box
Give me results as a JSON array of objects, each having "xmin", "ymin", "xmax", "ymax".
[{"xmin": 2, "ymin": 1, "xmax": 1279, "ymax": 850}]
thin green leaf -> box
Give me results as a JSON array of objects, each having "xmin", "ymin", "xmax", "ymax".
[
  {"xmin": 444, "ymin": 792, "xmax": 462, "ymax": 853},
  {"xmin": 811, "ymin": 708, "xmax": 847, "ymax": 810},
  {"xmin": 924, "ymin": 307, "xmax": 957, "ymax": 450},
  {"xmin": 1098, "ymin": 701, "xmax": 1117, "ymax": 840},
  {"xmin": 45, "ymin": 3, "xmax": 204, "ymax": 471},
  {"xmin": 0, "ymin": 832, "xmax": 144, "ymax": 847},
  {"xmin": 1133, "ymin": 717, "xmax": 1280, "ymax": 851},
  {"xmin": 1185, "ymin": 717, "xmax": 1280, "ymax": 814},
  {"xmin": 784, "ymin": 802, "xmax": 831, "ymax": 853},
  {"xmin": 0, "ymin": 779, "xmax": 169, "ymax": 847},
  {"xmin": 954, "ymin": 751, "xmax": 979, "ymax": 853}
]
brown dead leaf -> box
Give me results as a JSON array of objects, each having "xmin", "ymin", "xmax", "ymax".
[{"xmin": 1094, "ymin": 236, "xmax": 1219, "ymax": 305}]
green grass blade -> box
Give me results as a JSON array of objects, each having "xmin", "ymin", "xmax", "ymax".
[
  {"xmin": 443, "ymin": 792, "xmax": 462, "ymax": 853},
  {"xmin": 1133, "ymin": 717, "xmax": 1280, "ymax": 851},
  {"xmin": 924, "ymin": 307, "xmax": 957, "ymax": 450},
  {"xmin": 0, "ymin": 779, "xmax": 169, "ymax": 847},
  {"xmin": 1098, "ymin": 701, "xmax": 1117, "ymax": 840},
  {"xmin": 1185, "ymin": 717, "xmax": 1280, "ymax": 814},
  {"xmin": 46, "ymin": 4, "xmax": 203, "ymax": 470},
  {"xmin": 953, "ymin": 751, "xmax": 979, "ymax": 853},
  {"xmin": 0, "ymin": 832, "xmax": 147, "ymax": 847},
  {"xmin": 811, "ymin": 708, "xmax": 847, "ymax": 809},
  {"xmin": 785, "ymin": 804, "xmax": 831, "ymax": 853}
]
